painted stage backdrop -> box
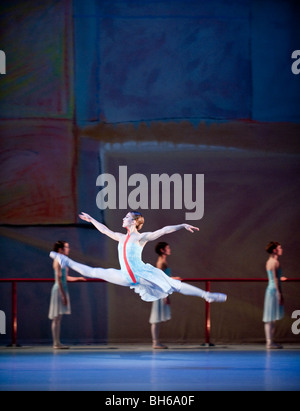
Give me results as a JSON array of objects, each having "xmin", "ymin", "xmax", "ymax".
[{"xmin": 0, "ymin": 0, "xmax": 299, "ymax": 345}]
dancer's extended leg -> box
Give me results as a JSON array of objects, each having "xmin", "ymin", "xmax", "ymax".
[
  {"xmin": 179, "ymin": 282, "xmax": 227, "ymax": 303},
  {"xmin": 50, "ymin": 252, "xmax": 130, "ymax": 287}
]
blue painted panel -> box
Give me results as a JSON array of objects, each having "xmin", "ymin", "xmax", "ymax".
[
  {"xmin": 73, "ymin": 0, "xmax": 102, "ymax": 124},
  {"xmin": 73, "ymin": 0, "xmax": 251, "ymax": 125},
  {"xmin": 251, "ymin": 0, "xmax": 300, "ymax": 122}
]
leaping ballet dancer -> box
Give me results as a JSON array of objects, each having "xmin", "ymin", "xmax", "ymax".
[{"xmin": 49, "ymin": 212, "xmax": 227, "ymax": 303}]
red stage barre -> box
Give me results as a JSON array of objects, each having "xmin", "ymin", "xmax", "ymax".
[{"xmin": 0, "ymin": 277, "xmax": 299, "ymax": 346}]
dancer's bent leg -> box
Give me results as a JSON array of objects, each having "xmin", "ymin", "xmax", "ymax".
[
  {"xmin": 50, "ymin": 252, "xmax": 130, "ymax": 287},
  {"xmin": 179, "ymin": 282, "xmax": 227, "ymax": 303}
]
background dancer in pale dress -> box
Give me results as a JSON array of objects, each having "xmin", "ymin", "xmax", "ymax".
[
  {"xmin": 150, "ymin": 242, "xmax": 181, "ymax": 349},
  {"xmin": 50, "ymin": 212, "xmax": 227, "ymax": 305},
  {"xmin": 263, "ymin": 241, "xmax": 285, "ymax": 349},
  {"xmin": 48, "ymin": 241, "xmax": 85, "ymax": 349}
]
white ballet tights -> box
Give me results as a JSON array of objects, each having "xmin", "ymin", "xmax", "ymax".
[
  {"xmin": 53, "ymin": 254, "xmax": 225, "ymax": 302},
  {"xmin": 67, "ymin": 257, "xmax": 208, "ymax": 297},
  {"xmin": 178, "ymin": 282, "xmax": 208, "ymax": 299},
  {"xmin": 66, "ymin": 257, "xmax": 130, "ymax": 287}
]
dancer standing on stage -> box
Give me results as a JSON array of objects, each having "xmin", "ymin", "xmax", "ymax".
[
  {"xmin": 49, "ymin": 212, "xmax": 227, "ymax": 304},
  {"xmin": 263, "ymin": 241, "xmax": 285, "ymax": 349},
  {"xmin": 149, "ymin": 242, "xmax": 181, "ymax": 349},
  {"xmin": 48, "ymin": 241, "xmax": 85, "ymax": 349}
]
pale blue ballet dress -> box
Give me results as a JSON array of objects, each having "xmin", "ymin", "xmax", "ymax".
[
  {"xmin": 262, "ymin": 268, "xmax": 284, "ymax": 323},
  {"xmin": 118, "ymin": 237, "xmax": 181, "ymax": 302},
  {"xmin": 48, "ymin": 264, "xmax": 71, "ymax": 319},
  {"xmin": 149, "ymin": 267, "xmax": 172, "ymax": 324}
]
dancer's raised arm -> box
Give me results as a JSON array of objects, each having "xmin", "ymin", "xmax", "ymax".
[
  {"xmin": 79, "ymin": 212, "xmax": 124, "ymax": 242},
  {"xmin": 139, "ymin": 223, "xmax": 199, "ymax": 244}
]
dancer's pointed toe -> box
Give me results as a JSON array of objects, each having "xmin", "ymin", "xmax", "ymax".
[{"xmin": 205, "ymin": 292, "xmax": 227, "ymax": 303}]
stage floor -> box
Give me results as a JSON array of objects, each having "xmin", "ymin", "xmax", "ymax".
[{"xmin": 0, "ymin": 344, "xmax": 300, "ymax": 391}]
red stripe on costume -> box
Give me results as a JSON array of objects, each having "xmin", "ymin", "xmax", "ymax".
[{"xmin": 123, "ymin": 233, "xmax": 137, "ymax": 284}]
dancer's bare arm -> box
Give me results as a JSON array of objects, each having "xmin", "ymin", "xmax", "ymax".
[
  {"xmin": 139, "ymin": 224, "xmax": 199, "ymax": 244},
  {"xmin": 79, "ymin": 212, "xmax": 124, "ymax": 242}
]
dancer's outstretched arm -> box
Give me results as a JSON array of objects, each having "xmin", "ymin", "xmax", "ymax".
[
  {"xmin": 79, "ymin": 212, "xmax": 124, "ymax": 242},
  {"xmin": 139, "ymin": 223, "xmax": 199, "ymax": 244}
]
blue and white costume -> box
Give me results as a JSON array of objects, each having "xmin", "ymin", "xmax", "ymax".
[
  {"xmin": 48, "ymin": 262, "xmax": 71, "ymax": 319},
  {"xmin": 262, "ymin": 268, "xmax": 284, "ymax": 323},
  {"xmin": 50, "ymin": 233, "xmax": 226, "ymax": 303},
  {"xmin": 149, "ymin": 267, "xmax": 172, "ymax": 324},
  {"xmin": 118, "ymin": 234, "xmax": 181, "ymax": 301}
]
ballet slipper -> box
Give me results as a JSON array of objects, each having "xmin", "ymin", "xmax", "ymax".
[
  {"xmin": 266, "ymin": 343, "xmax": 283, "ymax": 349},
  {"xmin": 152, "ymin": 343, "xmax": 168, "ymax": 349},
  {"xmin": 205, "ymin": 292, "xmax": 227, "ymax": 303},
  {"xmin": 53, "ymin": 344, "xmax": 70, "ymax": 349}
]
